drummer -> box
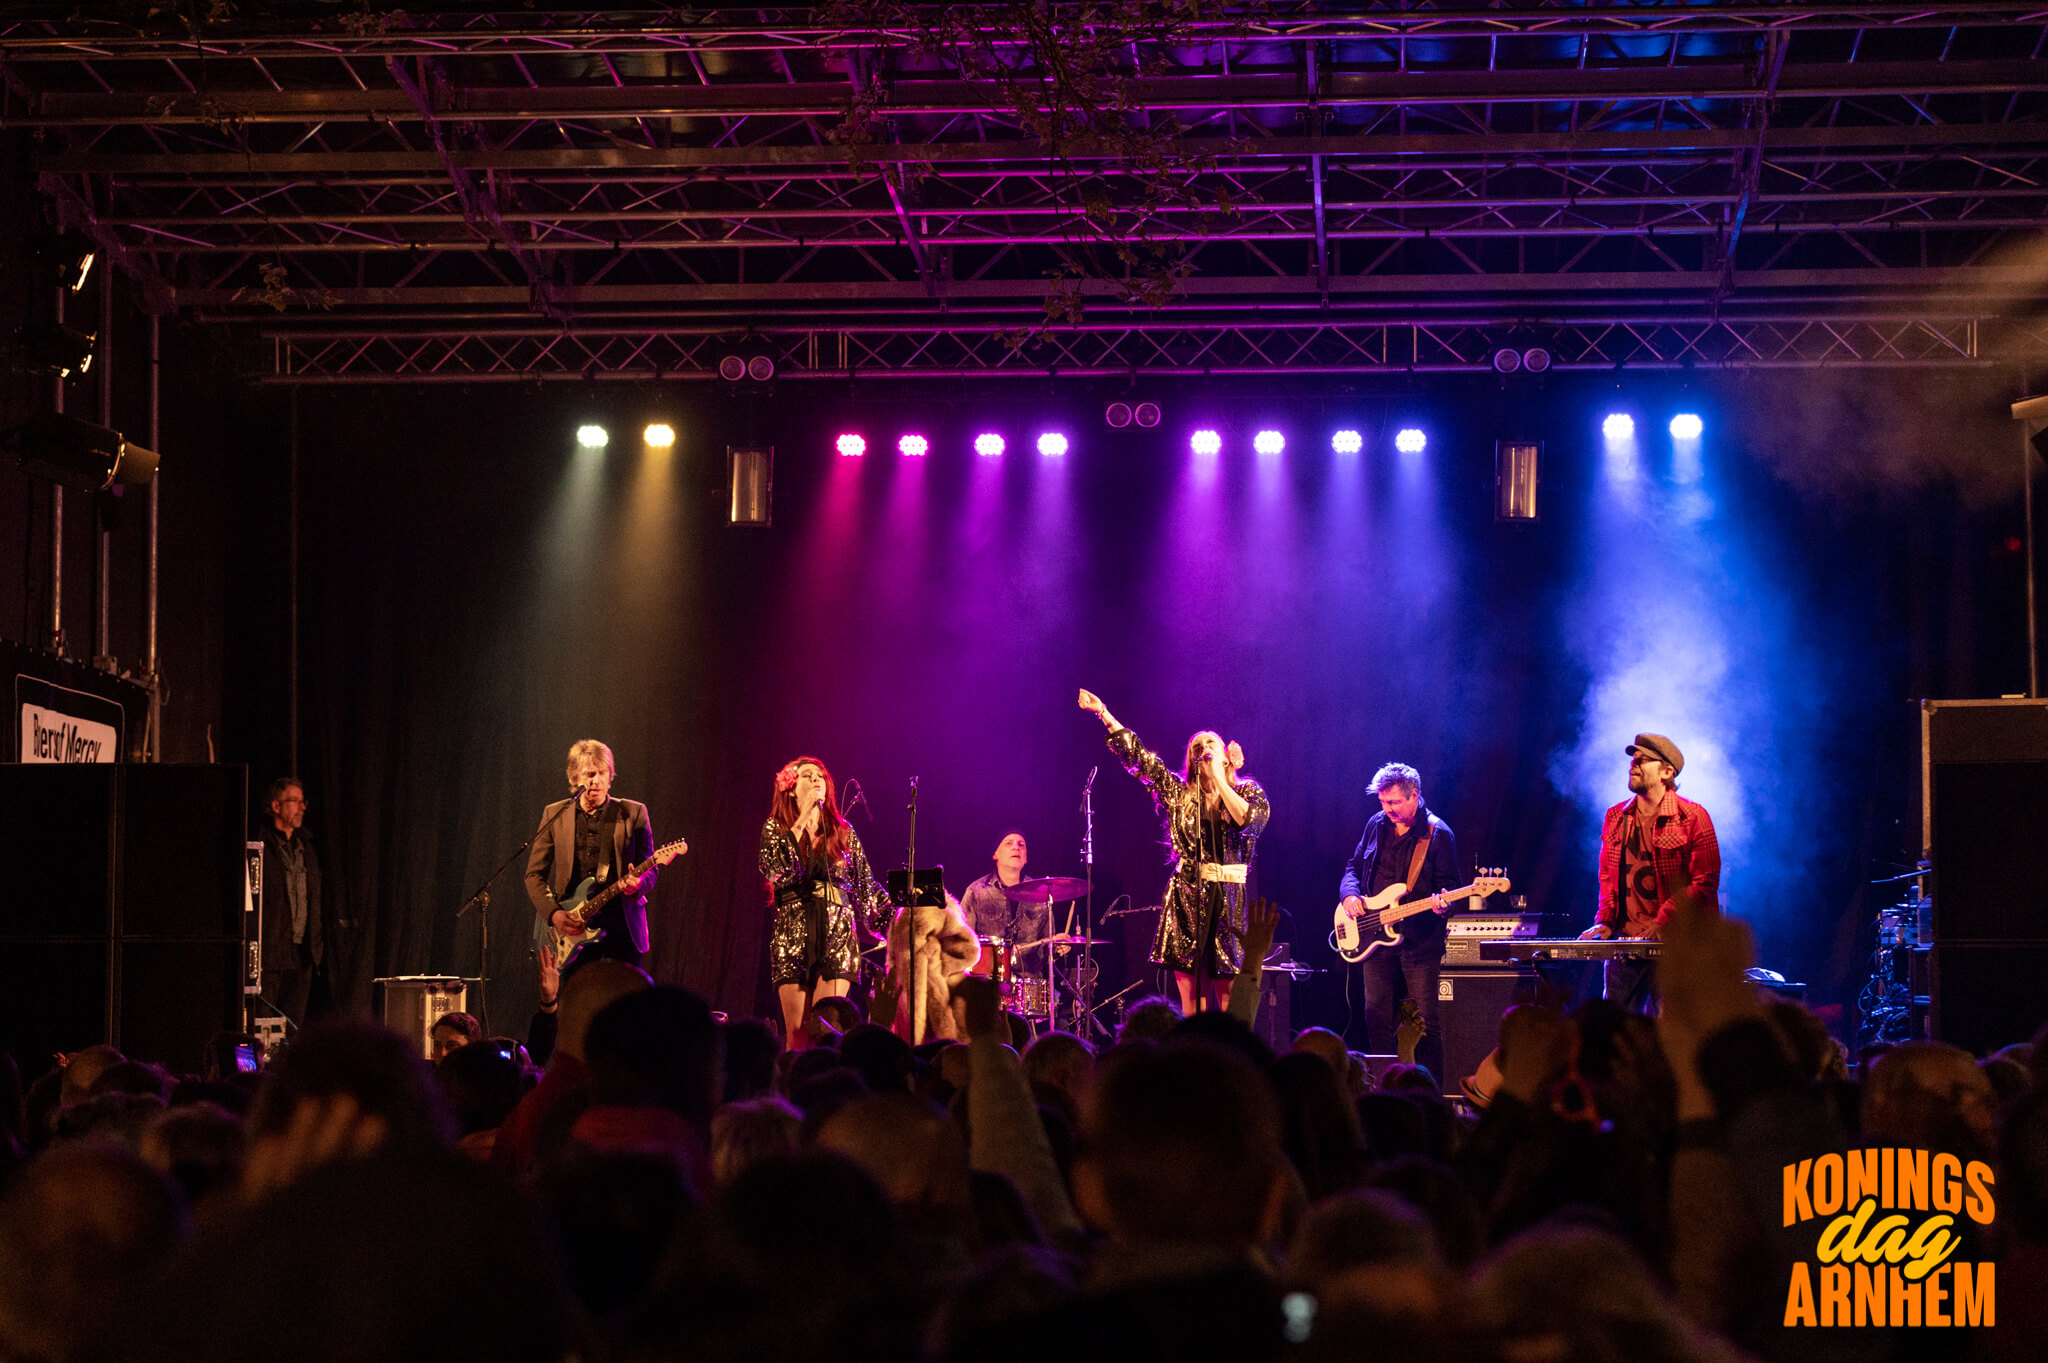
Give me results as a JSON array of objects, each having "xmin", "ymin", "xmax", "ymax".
[{"xmin": 959, "ymin": 830, "xmax": 1052, "ymax": 970}]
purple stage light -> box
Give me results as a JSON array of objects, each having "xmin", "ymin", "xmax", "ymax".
[
  {"xmin": 1253, "ymin": 430, "xmax": 1285, "ymax": 456},
  {"xmin": 899, "ymin": 434, "xmax": 929, "ymax": 457},
  {"xmin": 836, "ymin": 433, "xmax": 866, "ymax": 457},
  {"xmin": 974, "ymin": 433, "xmax": 1005, "ymax": 457},
  {"xmin": 1190, "ymin": 429, "xmax": 1222, "ymax": 457},
  {"xmin": 1134, "ymin": 401, "xmax": 1162, "ymax": 428},
  {"xmin": 1331, "ymin": 429, "xmax": 1363, "ymax": 454},
  {"xmin": 1037, "ymin": 432, "xmax": 1068, "ymax": 456},
  {"xmin": 1394, "ymin": 428, "xmax": 1426, "ymax": 455}
]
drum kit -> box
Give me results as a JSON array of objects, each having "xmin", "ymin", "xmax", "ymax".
[{"xmin": 968, "ymin": 875, "xmax": 1110, "ymax": 1033}]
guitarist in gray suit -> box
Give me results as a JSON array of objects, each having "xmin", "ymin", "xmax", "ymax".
[{"xmin": 525, "ymin": 739, "xmax": 658, "ymax": 978}]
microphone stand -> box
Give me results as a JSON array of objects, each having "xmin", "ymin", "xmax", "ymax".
[
  {"xmin": 1076, "ymin": 765, "xmax": 1097, "ymax": 1033},
  {"xmin": 456, "ymin": 832, "xmax": 534, "ymax": 1036},
  {"xmin": 905, "ymin": 776, "xmax": 924, "ymax": 1043}
]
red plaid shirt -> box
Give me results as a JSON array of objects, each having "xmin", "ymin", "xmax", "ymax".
[{"xmin": 1597, "ymin": 790, "xmax": 1720, "ymax": 936}]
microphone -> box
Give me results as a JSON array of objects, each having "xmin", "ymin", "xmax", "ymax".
[{"xmin": 1086, "ymin": 766, "xmax": 1098, "ymax": 790}]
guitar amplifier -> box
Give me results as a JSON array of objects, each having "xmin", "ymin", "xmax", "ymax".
[
  {"xmin": 1441, "ymin": 913, "xmax": 1543, "ymax": 967},
  {"xmin": 377, "ymin": 977, "xmax": 468, "ymax": 1060}
]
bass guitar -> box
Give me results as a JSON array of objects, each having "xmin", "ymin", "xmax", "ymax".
[
  {"xmin": 545, "ymin": 838, "xmax": 689, "ymax": 967},
  {"xmin": 1330, "ymin": 869, "xmax": 1512, "ymax": 963}
]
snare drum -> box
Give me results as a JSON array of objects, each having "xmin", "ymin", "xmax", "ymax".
[
  {"xmin": 968, "ymin": 935, "xmax": 1013, "ymax": 986},
  {"xmin": 1008, "ymin": 977, "xmax": 1050, "ymax": 1018}
]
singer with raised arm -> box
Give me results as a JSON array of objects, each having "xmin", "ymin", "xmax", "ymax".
[
  {"xmin": 1079, "ymin": 689, "xmax": 1271, "ymax": 1015},
  {"xmin": 759, "ymin": 756, "xmax": 893, "ymax": 1049},
  {"xmin": 524, "ymin": 740, "xmax": 659, "ymax": 981}
]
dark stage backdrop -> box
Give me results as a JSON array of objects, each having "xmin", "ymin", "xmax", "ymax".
[{"xmin": 104, "ymin": 363, "xmax": 2032, "ymax": 1049}]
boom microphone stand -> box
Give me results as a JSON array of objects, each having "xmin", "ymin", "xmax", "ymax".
[{"xmin": 456, "ymin": 831, "xmax": 534, "ymax": 1036}]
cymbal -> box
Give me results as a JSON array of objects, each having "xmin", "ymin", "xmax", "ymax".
[{"xmin": 1001, "ymin": 875, "xmax": 1093, "ymax": 903}]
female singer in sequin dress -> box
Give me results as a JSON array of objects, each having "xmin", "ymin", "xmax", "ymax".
[
  {"xmin": 1079, "ymin": 689, "xmax": 1271, "ymax": 1015},
  {"xmin": 759, "ymin": 755, "xmax": 892, "ymax": 1049}
]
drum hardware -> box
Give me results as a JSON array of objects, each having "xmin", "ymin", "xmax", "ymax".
[{"xmin": 999, "ymin": 876, "xmax": 1093, "ymax": 903}]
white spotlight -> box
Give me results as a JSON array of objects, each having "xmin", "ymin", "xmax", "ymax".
[
  {"xmin": 1394, "ymin": 428, "xmax": 1426, "ymax": 455},
  {"xmin": 576, "ymin": 425, "xmax": 608, "ymax": 449},
  {"xmin": 1037, "ymin": 432, "xmax": 1068, "ymax": 456},
  {"xmin": 974, "ymin": 433, "xmax": 1005, "ymax": 457},
  {"xmin": 1670, "ymin": 413, "xmax": 1704, "ymax": 440},
  {"xmin": 1603, "ymin": 413, "xmax": 1635, "ymax": 441},
  {"xmin": 1332, "ymin": 429, "xmax": 1363, "ymax": 455},
  {"xmin": 1191, "ymin": 429, "xmax": 1222, "ymax": 457},
  {"xmin": 1253, "ymin": 430, "xmax": 1285, "ymax": 456}
]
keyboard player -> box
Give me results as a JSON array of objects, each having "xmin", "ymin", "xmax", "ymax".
[{"xmin": 1577, "ymin": 733, "xmax": 1720, "ymax": 1013}]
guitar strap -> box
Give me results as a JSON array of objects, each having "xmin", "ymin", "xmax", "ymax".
[{"xmin": 1402, "ymin": 825, "xmax": 1434, "ymax": 902}]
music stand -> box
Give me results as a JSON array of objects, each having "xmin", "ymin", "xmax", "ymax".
[{"xmin": 886, "ymin": 867, "xmax": 947, "ymax": 909}]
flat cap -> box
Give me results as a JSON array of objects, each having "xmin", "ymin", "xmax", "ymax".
[{"xmin": 1626, "ymin": 733, "xmax": 1684, "ymax": 775}]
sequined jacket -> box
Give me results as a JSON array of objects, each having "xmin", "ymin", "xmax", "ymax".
[
  {"xmin": 1108, "ymin": 726, "xmax": 1272, "ymax": 976},
  {"xmin": 758, "ymin": 818, "xmax": 893, "ymax": 986}
]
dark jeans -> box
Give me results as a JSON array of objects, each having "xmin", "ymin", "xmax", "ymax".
[
  {"xmin": 1360, "ymin": 945, "xmax": 1444, "ymax": 1085},
  {"xmin": 1604, "ymin": 954, "xmax": 1660, "ymax": 1015}
]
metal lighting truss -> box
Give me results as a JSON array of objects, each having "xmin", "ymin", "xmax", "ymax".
[{"xmin": 6, "ymin": 2, "xmax": 2048, "ymax": 381}]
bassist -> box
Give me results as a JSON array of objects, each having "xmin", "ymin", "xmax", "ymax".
[
  {"xmin": 525, "ymin": 739, "xmax": 659, "ymax": 979},
  {"xmin": 1337, "ymin": 763, "xmax": 1462, "ymax": 1084}
]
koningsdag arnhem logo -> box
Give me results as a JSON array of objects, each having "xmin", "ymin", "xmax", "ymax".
[{"xmin": 1781, "ymin": 1148, "xmax": 1994, "ymax": 1328}]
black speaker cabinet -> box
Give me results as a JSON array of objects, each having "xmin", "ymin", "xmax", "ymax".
[
  {"xmin": 0, "ymin": 765, "xmax": 247, "ymax": 1080},
  {"xmin": 1438, "ymin": 969, "xmax": 1536, "ymax": 1098},
  {"xmin": 1921, "ymin": 701, "xmax": 2048, "ymax": 1050}
]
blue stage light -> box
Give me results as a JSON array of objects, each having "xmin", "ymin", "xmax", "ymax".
[
  {"xmin": 1331, "ymin": 429, "xmax": 1363, "ymax": 455},
  {"xmin": 1602, "ymin": 413, "xmax": 1635, "ymax": 441},
  {"xmin": 1670, "ymin": 413, "xmax": 1704, "ymax": 440},
  {"xmin": 1394, "ymin": 428, "xmax": 1426, "ymax": 454}
]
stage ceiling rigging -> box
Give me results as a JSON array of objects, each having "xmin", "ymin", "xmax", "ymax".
[{"xmin": 6, "ymin": 1, "xmax": 2048, "ymax": 381}]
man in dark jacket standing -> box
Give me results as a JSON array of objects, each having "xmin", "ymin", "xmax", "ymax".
[
  {"xmin": 1337, "ymin": 762, "xmax": 1463, "ymax": 1085},
  {"xmin": 261, "ymin": 776, "xmax": 328, "ymax": 1026}
]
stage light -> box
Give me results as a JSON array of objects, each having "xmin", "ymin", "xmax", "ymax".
[
  {"xmin": 747, "ymin": 354, "xmax": 776, "ymax": 383},
  {"xmin": 1670, "ymin": 413, "xmax": 1704, "ymax": 440},
  {"xmin": 1492, "ymin": 348, "xmax": 1521, "ymax": 374},
  {"xmin": 576, "ymin": 425, "xmax": 608, "ymax": 448},
  {"xmin": 7, "ymin": 410, "xmax": 159, "ymax": 492},
  {"xmin": 835, "ymin": 433, "xmax": 866, "ymax": 457},
  {"xmin": 1603, "ymin": 413, "xmax": 1635, "ymax": 441},
  {"xmin": 717, "ymin": 355, "xmax": 748, "ymax": 382},
  {"xmin": 1522, "ymin": 347, "xmax": 1552, "ymax": 374},
  {"xmin": 35, "ymin": 232, "xmax": 95, "ymax": 292},
  {"xmin": 728, "ymin": 446, "xmax": 773, "ymax": 526},
  {"xmin": 1191, "ymin": 429, "xmax": 1222, "ymax": 457},
  {"xmin": 11, "ymin": 322, "xmax": 96, "ymax": 378},
  {"xmin": 1105, "ymin": 402, "xmax": 1133, "ymax": 429},
  {"xmin": 1253, "ymin": 430, "xmax": 1285, "ymax": 456},
  {"xmin": 1134, "ymin": 402, "xmax": 1162, "ymax": 428},
  {"xmin": 898, "ymin": 433, "xmax": 929, "ymax": 457},
  {"xmin": 643, "ymin": 423, "xmax": 675, "ymax": 447},
  {"xmin": 1497, "ymin": 440, "xmax": 1541, "ymax": 521},
  {"xmin": 974, "ymin": 433, "xmax": 1005, "ymax": 457},
  {"xmin": 1331, "ymin": 429, "xmax": 1363, "ymax": 455},
  {"xmin": 1037, "ymin": 432, "xmax": 1068, "ymax": 456},
  {"xmin": 1394, "ymin": 428, "xmax": 1427, "ymax": 455}
]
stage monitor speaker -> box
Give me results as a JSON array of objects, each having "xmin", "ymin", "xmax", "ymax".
[
  {"xmin": 1438, "ymin": 969, "xmax": 1535, "ymax": 1098},
  {"xmin": 0, "ymin": 764, "xmax": 247, "ymax": 1080},
  {"xmin": 1928, "ymin": 943, "xmax": 2048, "ymax": 1057},
  {"xmin": 379, "ymin": 977, "xmax": 468, "ymax": 1060}
]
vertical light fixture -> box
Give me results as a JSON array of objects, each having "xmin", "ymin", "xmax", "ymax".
[
  {"xmin": 1496, "ymin": 440, "xmax": 1540, "ymax": 521},
  {"xmin": 729, "ymin": 445, "xmax": 773, "ymax": 526}
]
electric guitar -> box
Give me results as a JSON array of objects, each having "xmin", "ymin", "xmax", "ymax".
[
  {"xmin": 1330, "ymin": 869, "xmax": 1512, "ymax": 963},
  {"xmin": 545, "ymin": 838, "xmax": 689, "ymax": 966}
]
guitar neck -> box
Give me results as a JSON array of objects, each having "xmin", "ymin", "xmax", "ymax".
[
  {"xmin": 1382, "ymin": 882, "xmax": 1490, "ymax": 925},
  {"xmin": 582, "ymin": 855, "xmax": 654, "ymax": 914}
]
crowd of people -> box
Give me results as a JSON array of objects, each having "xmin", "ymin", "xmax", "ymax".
[{"xmin": 1, "ymin": 891, "xmax": 2044, "ymax": 1363}]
